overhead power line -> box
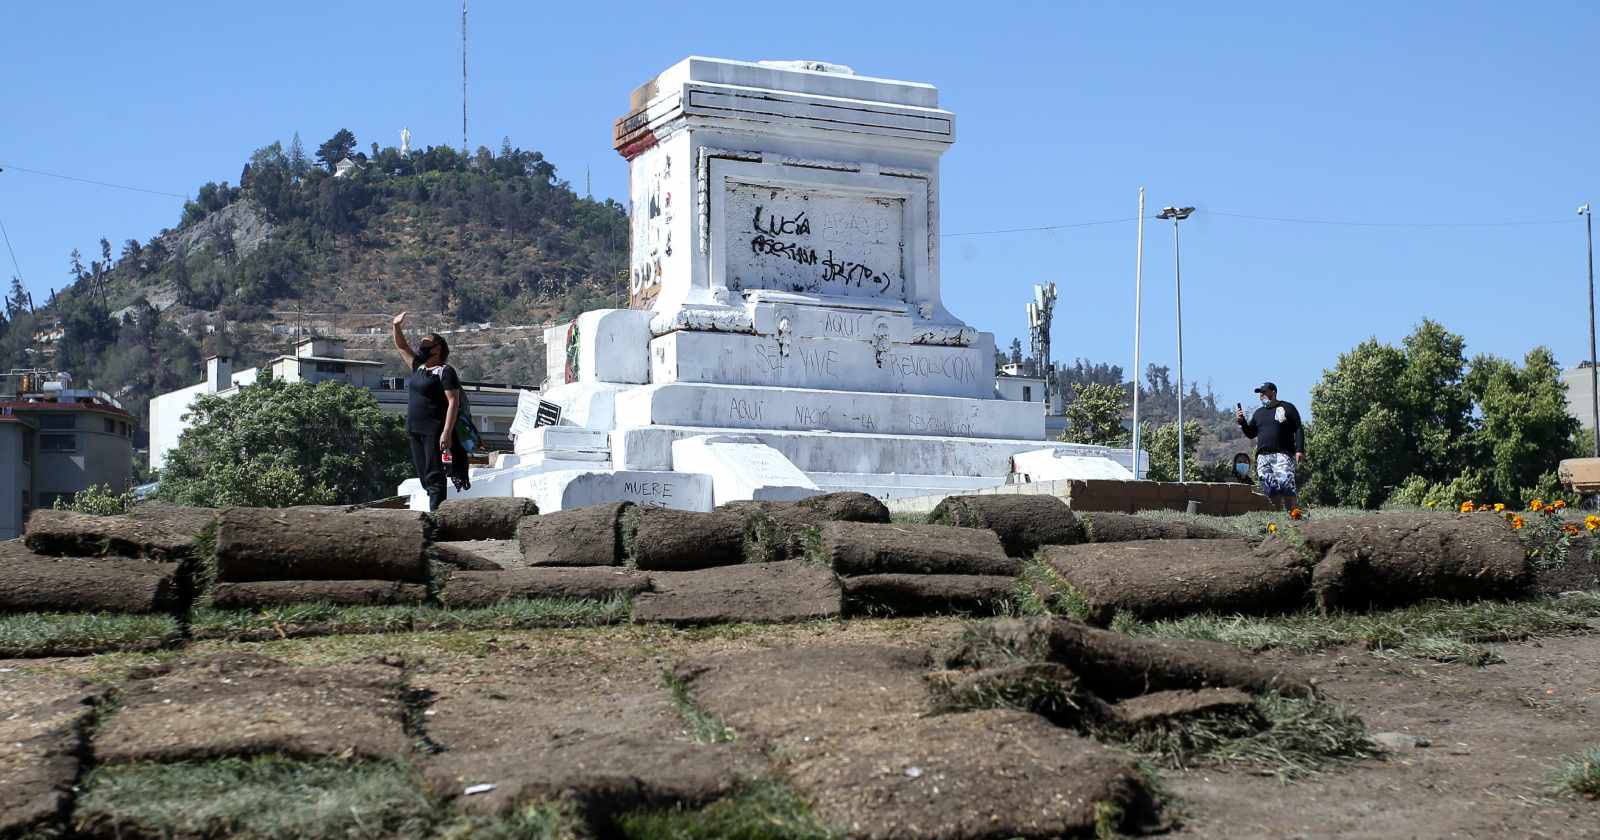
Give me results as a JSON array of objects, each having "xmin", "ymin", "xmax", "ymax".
[
  {"xmin": 942, "ymin": 217, "xmax": 1141, "ymax": 237},
  {"xmin": 0, "ymin": 163, "xmax": 188, "ymax": 199},
  {"xmin": 1207, "ymin": 209, "xmax": 1574, "ymax": 229},
  {"xmin": 0, "ymin": 214, "xmax": 23, "ymax": 282}
]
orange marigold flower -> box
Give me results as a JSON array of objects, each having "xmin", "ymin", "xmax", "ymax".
[
  {"xmin": 1563, "ymin": 524, "xmax": 1581, "ymax": 536},
  {"xmin": 1459, "ymin": 501, "xmax": 1475, "ymax": 512},
  {"xmin": 1426, "ymin": 500, "xmax": 1437, "ymax": 509},
  {"xmin": 1553, "ymin": 499, "xmax": 1567, "ymax": 511},
  {"xmin": 1529, "ymin": 499, "xmax": 1544, "ymax": 512},
  {"xmin": 1511, "ymin": 515, "xmax": 1526, "ymax": 530},
  {"xmin": 1267, "ymin": 522, "xmax": 1278, "ymax": 534},
  {"xmin": 1586, "ymin": 515, "xmax": 1600, "ymax": 532},
  {"xmin": 1289, "ymin": 507, "xmax": 1304, "ymax": 520},
  {"xmin": 1494, "ymin": 503, "xmax": 1505, "ymax": 512}
]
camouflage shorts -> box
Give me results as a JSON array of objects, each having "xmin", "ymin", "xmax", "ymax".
[{"xmin": 1257, "ymin": 453, "xmax": 1298, "ymax": 497}]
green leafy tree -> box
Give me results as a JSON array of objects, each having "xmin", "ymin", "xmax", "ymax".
[
  {"xmin": 315, "ymin": 128, "xmax": 358, "ymax": 172},
  {"xmin": 157, "ymin": 375, "xmax": 409, "ymax": 507},
  {"xmin": 1061, "ymin": 382, "xmax": 1128, "ymax": 446},
  {"xmin": 1466, "ymin": 347, "xmax": 1581, "ymax": 503},
  {"xmin": 1307, "ymin": 321, "xmax": 1471, "ymax": 507},
  {"xmin": 1140, "ymin": 420, "xmax": 1203, "ymax": 482},
  {"xmin": 55, "ymin": 484, "xmax": 136, "ymax": 515}
]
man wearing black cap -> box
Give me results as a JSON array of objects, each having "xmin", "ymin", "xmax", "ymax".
[{"xmin": 1235, "ymin": 382, "xmax": 1306, "ymax": 510}]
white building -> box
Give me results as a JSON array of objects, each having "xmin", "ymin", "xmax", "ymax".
[
  {"xmin": 403, "ymin": 56, "xmax": 1141, "ymax": 513},
  {"xmin": 149, "ymin": 337, "xmax": 526, "ymax": 471}
]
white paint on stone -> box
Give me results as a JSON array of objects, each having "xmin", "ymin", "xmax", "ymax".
[
  {"xmin": 648, "ymin": 331, "xmax": 996, "ymax": 399},
  {"xmin": 671, "ymin": 434, "xmax": 819, "ymax": 505},
  {"xmin": 615, "ymin": 382, "xmax": 1043, "ymax": 440},
  {"xmin": 1010, "ymin": 449, "xmax": 1135, "ymax": 482},
  {"xmin": 512, "ymin": 469, "xmax": 712, "ymax": 512}
]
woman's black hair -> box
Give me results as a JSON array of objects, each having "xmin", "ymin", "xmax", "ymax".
[{"xmin": 426, "ymin": 333, "xmax": 450, "ymax": 363}]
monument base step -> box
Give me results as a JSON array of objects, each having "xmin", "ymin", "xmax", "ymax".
[
  {"xmin": 613, "ymin": 424, "xmax": 1138, "ymax": 478},
  {"xmin": 808, "ymin": 472, "xmax": 1007, "ymax": 500}
]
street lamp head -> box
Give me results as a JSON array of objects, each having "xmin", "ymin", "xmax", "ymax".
[
  {"xmin": 1582, "ymin": 203, "xmax": 1592, "ymax": 216},
  {"xmin": 1157, "ymin": 206, "xmax": 1195, "ymax": 221}
]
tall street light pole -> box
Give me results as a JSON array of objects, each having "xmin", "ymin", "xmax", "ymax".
[
  {"xmin": 1158, "ymin": 205, "xmax": 1195, "ymax": 482},
  {"xmin": 1583, "ymin": 203, "xmax": 1598, "ymax": 456},
  {"xmin": 1132, "ymin": 188, "xmax": 1145, "ymax": 479}
]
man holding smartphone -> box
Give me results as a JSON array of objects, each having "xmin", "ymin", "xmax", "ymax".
[{"xmin": 1236, "ymin": 382, "xmax": 1306, "ymax": 511}]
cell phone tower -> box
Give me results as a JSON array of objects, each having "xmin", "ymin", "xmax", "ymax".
[{"xmin": 1028, "ymin": 282, "xmax": 1057, "ymax": 412}]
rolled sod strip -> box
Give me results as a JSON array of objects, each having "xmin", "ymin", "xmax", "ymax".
[
  {"xmin": 630, "ymin": 561, "xmax": 842, "ymax": 625},
  {"xmin": 819, "ymin": 522, "xmax": 1020, "ymax": 576},
  {"xmin": 208, "ymin": 580, "xmax": 429, "ymax": 609},
  {"xmin": 927, "ymin": 495, "xmax": 1083, "ymax": 556},
  {"xmin": 518, "ymin": 502, "xmax": 631, "ymax": 567},
  {"xmin": 0, "ymin": 557, "xmax": 182, "ymax": 613},
  {"xmin": 24, "ymin": 509, "xmax": 201, "ymax": 561},
  {"xmin": 723, "ymin": 492, "xmax": 892, "ymax": 562},
  {"xmin": 841, "ymin": 573, "xmax": 1018, "ymax": 616},
  {"xmin": 1294, "ymin": 512, "xmax": 1530, "ymax": 609},
  {"xmin": 949, "ymin": 617, "xmax": 1317, "ymax": 700},
  {"xmin": 125, "ymin": 503, "xmax": 219, "ymax": 538},
  {"xmin": 214, "ymin": 507, "xmax": 431, "ymax": 583},
  {"xmin": 1039, "ymin": 539, "xmax": 1312, "ymax": 625},
  {"xmin": 623, "ymin": 507, "xmax": 747, "ymax": 571},
  {"xmin": 439, "ymin": 567, "xmax": 649, "ymax": 608},
  {"xmin": 1079, "ymin": 512, "xmax": 1235, "ymax": 543},
  {"xmin": 432, "ymin": 497, "xmax": 539, "ymax": 541},
  {"xmin": 431, "ymin": 542, "xmax": 506, "ymax": 571}
]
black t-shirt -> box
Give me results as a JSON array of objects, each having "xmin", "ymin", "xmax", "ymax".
[
  {"xmin": 407, "ymin": 358, "xmax": 460, "ymax": 432},
  {"xmin": 1240, "ymin": 400, "xmax": 1306, "ymax": 455}
]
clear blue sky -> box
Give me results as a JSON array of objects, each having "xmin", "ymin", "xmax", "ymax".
[{"xmin": 4, "ymin": 1, "xmax": 1598, "ymax": 413}]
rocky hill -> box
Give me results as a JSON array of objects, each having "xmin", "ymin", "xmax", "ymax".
[{"xmin": 0, "ymin": 133, "xmax": 630, "ymax": 456}]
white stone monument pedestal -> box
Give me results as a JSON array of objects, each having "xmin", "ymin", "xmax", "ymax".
[{"xmin": 401, "ymin": 57, "xmax": 1138, "ymax": 512}]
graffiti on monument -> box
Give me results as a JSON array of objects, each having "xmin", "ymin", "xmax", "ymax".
[
  {"xmin": 724, "ymin": 182, "xmax": 906, "ymax": 301},
  {"xmin": 630, "ymin": 151, "xmax": 671, "ymax": 310},
  {"xmin": 563, "ymin": 322, "xmax": 581, "ymax": 384}
]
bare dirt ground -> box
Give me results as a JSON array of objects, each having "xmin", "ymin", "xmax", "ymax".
[{"xmin": 4, "ymin": 618, "xmax": 1597, "ymax": 838}]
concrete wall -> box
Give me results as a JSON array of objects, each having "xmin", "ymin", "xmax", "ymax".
[{"xmin": 149, "ymin": 381, "xmax": 209, "ymax": 471}]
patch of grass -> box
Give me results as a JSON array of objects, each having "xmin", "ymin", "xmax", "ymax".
[
  {"xmin": 433, "ymin": 801, "xmax": 581, "ymax": 839},
  {"xmin": 1126, "ymin": 596, "xmax": 1598, "ymax": 662},
  {"xmin": 0, "ymin": 611, "xmax": 181, "ymax": 657},
  {"xmin": 664, "ymin": 670, "xmax": 736, "ymax": 744},
  {"xmin": 617, "ymin": 779, "xmax": 839, "ymax": 840},
  {"xmin": 888, "ymin": 511, "xmax": 925, "ymax": 524},
  {"xmin": 75, "ymin": 757, "xmax": 439, "ymax": 839},
  {"xmin": 1015, "ymin": 558, "xmax": 1094, "ymax": 621},
  {"xmin": 189, "ymin": 595, "xmax": 631, "ymax": 640},
  {"xmin": 1547, "ymin": 745, "xmax": 1600, "ymax": 799},
  {"xmin": 1101, "ymin": 692, "xmax": 1375, "ymax": 780},
  {"xmin": 1132, "ymin": 505, "xmax": 1376, "ymax": 539}
]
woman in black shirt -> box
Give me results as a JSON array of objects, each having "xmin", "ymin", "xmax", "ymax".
[{"xmin": 392, "ymin": 312, "xmax": 465, "ymax": 510}]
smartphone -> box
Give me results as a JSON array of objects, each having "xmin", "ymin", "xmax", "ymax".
[{"xmin": 441, "ymin": 448, "xmax": 453, "ymax": 465}]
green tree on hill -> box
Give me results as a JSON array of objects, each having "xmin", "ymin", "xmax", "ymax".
[
  {"xmin": 157, "ymin": 375, "xmax": 409, "ymax": 507},
  {"xmin": 316, "ymin": 128, "xmax": 358, "ymax": 172}
]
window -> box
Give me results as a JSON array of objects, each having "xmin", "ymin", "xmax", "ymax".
[
  {"xmin": 315, "ymin": 361, "xmax": 347, "ymax": 374},
  {"xmin": 1022, "ymin": 386, "xmax": 1033, "ymax": 402},
  {"xmin": 39, "ymin": 434, "xmax": 77, "ymax": 452},
  {"xmin": 37, "ymin": 414, "xmax": 75, "ymax": 430},
  {"xmin": 37, "ymin": 492, "xmax": 69, "ymax": 510},
  {"xmin": 104, "ymin": 418, "xmax": 116, "ymax": 434}
]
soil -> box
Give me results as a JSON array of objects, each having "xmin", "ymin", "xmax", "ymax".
[
  {"xmin": 626, "ymin": 508, "xmax": 748, "ymax": 570},
  {"xmin": 1163, "ymin": 634, "xmax": 1600, "ymax": 839},
  {"xmin": 631, "ymin": 561, "xmax": 842, "ymax": 625},
  {"xmin": 93, "ymin": 654, "xmax": 412, "ymax": 763},
  {"xmin": 207, "ymin": 580, "xmax": 429, "ymax": 609},
  {"xmin": 1042, "ymin": 539, "xmax": 1312, "ymax": 624},
  {"xmin": 413, "ymin": 654, "xmax": 763, "ymax": 821},
  {"xmin": 518, "ymin": 502, "xmax": 629, "ymax": 567},
  {"xmin": 1533, "ymin": 541, "xmax": 1600, "ymax": 595},
  {"xmin": 437, "ymin": 567, "xmax": 649, "ymax": 608},
  {"xmin": 823, "ymin": 522, "xmax": 1019, "ymax": 576},
  {"xmin": 0, "ymin": 672, "xmax": 104, "ymax": 835},
  {"xmin": 842, "ymin": 573, "xmax": 1018, "ymax": 616},
  {"xmin": 5, "ymin": 610, "xmax": 1598, "ymax": 838},
  {"xmin": 431, "ymin": 497, "xmax": 538, "ymax": 541},
  {"xmin": 436, "ymin": 539, "xmax": 521, "ymax": 570},
  {"xmin": 928, "ymin": 494, "xmax": 1083, "ymax": 557},
  {"xmin": 1110, "ymin": 687, "xmax": 1256, "ymax": 726}
]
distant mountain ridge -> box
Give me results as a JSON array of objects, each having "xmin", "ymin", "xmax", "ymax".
[{"xmin": 0, "ymin": 131, "xmax": 631, "ymax": 457}]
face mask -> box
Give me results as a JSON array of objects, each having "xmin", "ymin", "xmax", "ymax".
[{"xmin": 1235, "ymin": 462, "xmax": 1250, "ymax": 478}]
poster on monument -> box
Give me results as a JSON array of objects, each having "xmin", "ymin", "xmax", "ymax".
[{"xmin": 723, "ymin": 181, "xmax": 907, "ymax": 301}]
